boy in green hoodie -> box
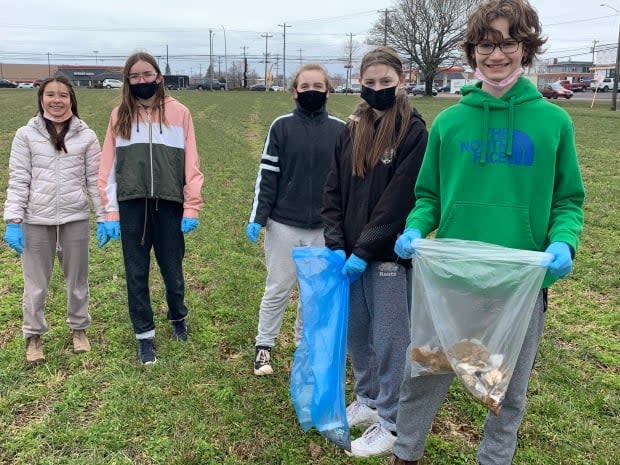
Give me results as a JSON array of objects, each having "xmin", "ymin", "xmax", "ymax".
[{"xmin": 389, "ymin": 1, "xmax": 585, "ymax": 464}]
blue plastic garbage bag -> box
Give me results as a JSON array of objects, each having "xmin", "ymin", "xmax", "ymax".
[{"xmin": 290, "ymin": 246, "xmax": 351, "ymax": 451}]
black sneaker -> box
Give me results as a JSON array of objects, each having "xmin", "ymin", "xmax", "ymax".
[
  {"xmin": 171, "ymin": 319, "xmax": 188, "ymax": 341},
  {"xmin": 254, "ymin": 346, "xmax": 273, "ymax": 376},
  {"xmin": 138, "ymin": 338, "xmax": 157, "ymax": 365}
]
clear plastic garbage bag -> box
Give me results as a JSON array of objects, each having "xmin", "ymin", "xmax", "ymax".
[
  {"xmin": 290, "ymin": 247, "xmax": 351, "ymax": 451},
  {"xmin": 409, "ymin": 239, "xmax": 550, "ymax": 414}
]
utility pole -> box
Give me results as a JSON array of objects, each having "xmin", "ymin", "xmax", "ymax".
[
  {"xmin": 591, "ymin": 39, "xmax": 599, "ymax": 64},
  {"xmin": 209, "ymin": 29, "xmax": 215, "ymax": 90},
  {"xmin": 261, "ymin": 32, "xmax": 273, "ymax": 92},
  {"xmin": 298, "ymin": 48, "xmax": 303, "ymax": 65},
  {"xmin": 378, "ymin": 8, "xmax": 394, "ymax": 46},
  {"xmin": 348, "ymin": 33, "xmax": 353, "ymax": 90},
  {"xmin": 93, "ymin": 50, "xmax": 99, "ymax": 66},
  {"xmin": 241, "ymin": 46, "xmax": 249, "ymax": 88},
  {"xmin": 274, "ymin": 55, "xmax": 280, "ymax": 86},
  {"xmin": 221, "ymin": 25, "xmax": 228, "ymax": 90},
  {"xmin": 47, "ymin": 52, "xmax": 51, "ymax": 77},
  {"xmin": 601, "ymin": 3, "xmax": 620, "ymax": 111},
  {"xmin": 278, "ymin": 22, "xmax": 292, "ymax": 89},
  {"xmin": 166, "ymin": 45, "xmax": 170, "ymax": 75}
]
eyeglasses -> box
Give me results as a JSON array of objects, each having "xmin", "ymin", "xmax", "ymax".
[
  {"xmin": 475, "ymin": 40, "xmax": 521, "ymax": 55},
  {"xmin": 128, "ymin": 71, "xmax": 158, "ymax": 83}
]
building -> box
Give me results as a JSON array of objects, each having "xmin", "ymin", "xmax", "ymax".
[
  {"xmin": 536, "ymin": 59, "xmax": 594, "ymax": 85},
  {"xmin": 55, "ymin": 65, "xmax": 123, "ymax": 88}
]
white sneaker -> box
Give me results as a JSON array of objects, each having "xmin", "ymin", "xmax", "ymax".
[
  {"xmin": 346, "ymin": 400, "xmax": 379, "ymax": 428},
  {"xmin": 347, "ymin": 423, "xmax": 396, "ymax": 457}
]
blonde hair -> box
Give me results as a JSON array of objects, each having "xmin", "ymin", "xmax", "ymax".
[
  {"xmin": 289, "ymin": 63, "xmax": 330, "ymax": 91},
  {"xmin": 350, "ymin": 46, "xmax": 411, "ymax": 177}
]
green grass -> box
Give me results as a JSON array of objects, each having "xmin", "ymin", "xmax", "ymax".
[{"xmin": 0, "ymin": 89, "xmax": 618, "ymax": 465}]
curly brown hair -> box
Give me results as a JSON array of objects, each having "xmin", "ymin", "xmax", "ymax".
[{"xmin": 462, "ymin": 0, "xmax": 547, "ymax": 68}]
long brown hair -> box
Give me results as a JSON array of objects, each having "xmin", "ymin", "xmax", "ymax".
[
  {"xmin": 462, "ymin": 0, "xmax": 546, "ymax": 68},
  {"xmin": 350, "ymin": 46, "xmax": 411, "ymax": 177},
  {"xmin": 114, "ymin": 51, "xmax": 166, "ymax": 139},
  {"xmin": 37, "ymin": 76, "xmax": 78, "ymax": 153}
]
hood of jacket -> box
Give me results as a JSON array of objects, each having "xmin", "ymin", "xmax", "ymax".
[{"xmin": 459, "ymin": 77, "xmax": 542, "ymax": 163}]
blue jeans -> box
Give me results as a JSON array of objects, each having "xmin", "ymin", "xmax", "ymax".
[{"xmin": 119, "ymin": 198, "xmax": 187, "ymax": 337}]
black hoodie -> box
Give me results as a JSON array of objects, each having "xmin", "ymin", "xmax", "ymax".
[{"xmin": 322, "ymin": 109, "xmax": 428, "ymax": 266}]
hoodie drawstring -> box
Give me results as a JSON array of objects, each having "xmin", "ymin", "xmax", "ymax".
[
  {"xmin": 506, "ymin": 96, "xmax": 515, "ymax": 157},
  {"xmin": 140, "ymin": 198, "xmax": 148, "ymax": 246},
  {"xmin": 480, "ymin": 101, "xmax": 489, "ymax": 164}
]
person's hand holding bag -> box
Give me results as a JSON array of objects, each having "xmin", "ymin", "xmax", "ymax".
[
  {"xmin": 394, "ymin": 228, "xmax": 422, "ymax": 259},
  {"xmin": 542, "ymin": 242, "xmax": 573, "ymax": 277}
]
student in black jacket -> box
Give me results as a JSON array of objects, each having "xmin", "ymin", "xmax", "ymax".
[
  {"xmin": 322, "ymin": 47, "xmax": 428, "ymax": 457},
  {"xmin": 246, "ymin": 63, "xmax": 345, "ymax": 376}
]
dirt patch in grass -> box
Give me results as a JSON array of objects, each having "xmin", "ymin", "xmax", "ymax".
[{"xmin": 0, "ymin": 325, "xmax": 19, "ymax": 350}]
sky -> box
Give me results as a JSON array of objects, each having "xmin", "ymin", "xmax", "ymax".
[{"xmin": 1, "ymin": 0, "xmax": 619, "ymax": 78}]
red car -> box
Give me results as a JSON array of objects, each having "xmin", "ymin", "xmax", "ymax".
[{"xmin": 539, "ymin": 82, "xmax": 573, "ymax": 99}]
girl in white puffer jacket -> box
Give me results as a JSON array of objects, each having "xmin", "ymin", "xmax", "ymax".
[{"xmin": 3, "ymin": 76, "xmax": 105, "ymax": 365}]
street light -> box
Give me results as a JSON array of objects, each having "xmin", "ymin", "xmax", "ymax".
[
  {"xmin": 221, "ymin": 25, "xmax": 228, "ymax": 90},
  {"xmin": 600, "ymin": 3, "xmax": 620, "ymax": 111}
]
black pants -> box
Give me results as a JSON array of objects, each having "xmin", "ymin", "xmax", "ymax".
[{"xmin": 119, "ymin": 198, "xmax": 187, "ymax": 336}]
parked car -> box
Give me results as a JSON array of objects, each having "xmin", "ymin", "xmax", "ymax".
[
  {"xmin": 250, "ymin": 84, "xmax": 274, "ymax": 91},
  {"xmin": 189, "ymin": 79, "xmax": 223, "ymax": 90},
  {"xmin": 102, "ymin": 79, "xmax": 122, "ymax": 89},
  {"xmin": 17, "ymin": 82, "xmax": 35, "ymax": 89},
  {"xmin": 0, "ymin": 79, "xmax": 18, "ymax": 88},
  {"xmin": 559, "ymin": 79, "xmax": 589, "ymax": 92},
  {"xmin": 539, "ymin": 82, "xmax": 573, "ymax": 99},
  {"xmin": 411, "ymin": 84, "xmax": 437, "ymax": 96},
  {"xmin": 436, "ymin": 85, "xmax": 451, "ymax": 93},
  {"xmin": 590, "ymin": 77, "xmax": 616, "ymax": 92}
]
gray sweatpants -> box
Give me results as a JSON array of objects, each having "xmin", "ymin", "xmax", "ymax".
[
  {"xmin": 348, "ymin": 262, "xmax": 411, "ymax": 432},
  {"xmin": 393, "ymin": 290, "xmax": 547, "ymax": 464},
  {"xmin": 255, "ymin": 219, "xmax": 324, "ymax": 348},
  {"xmin": 21, "ymin": 220, "xmax": 92, "ymax": 337}
]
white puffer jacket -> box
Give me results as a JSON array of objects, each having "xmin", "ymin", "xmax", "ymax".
[{"xmin": 3, "ymin": 114, "xmax": 105, "ymax": 225}]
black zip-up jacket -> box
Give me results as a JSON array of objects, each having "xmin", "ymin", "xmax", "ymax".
[
  {"xmin": 322, "ymin": 109, "xmax": 428, "ymax": 266},
  {"xmin": 249, "ymin": 104, "xmax": 345, "ymax": 228}
]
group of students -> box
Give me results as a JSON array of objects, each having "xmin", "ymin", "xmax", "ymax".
[
  {"xmin": 245, "ymin": 0, "xmax": 584, "ymax": 463},
  {"xmin": 3, "ymin": 1, "xmax": 584, "ymax": 464},
  {"xmin": 4, "ymin": 51, "xmax": 204, "ymax": 366}
]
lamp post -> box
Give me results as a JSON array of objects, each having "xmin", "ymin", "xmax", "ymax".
[{"xmin": 600, "ymin": 3, "xmax": 620, "ymax": 111}]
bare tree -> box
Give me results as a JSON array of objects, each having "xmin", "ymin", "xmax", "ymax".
[{"xmin": 368, "ymin": 0, "xmax": 478, "ymax": 95}]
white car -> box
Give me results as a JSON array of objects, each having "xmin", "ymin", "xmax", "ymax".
[
  {"xmin": 17, "ymin": 82, "xmax": 34, "ymax": 89},
  {"xmin": 102, "ymin": 79, "xmax": 123, "ymax": 89}
]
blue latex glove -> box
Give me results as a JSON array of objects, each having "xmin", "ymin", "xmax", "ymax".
[
  {"xmin": 334, "ymin": 249, "xmax": 346, "ymax": 262},
  {"xmin": 394, "ymin": 228, "xmax": 422, "ymax": 259},
  {"xmin": 181, "ymin": 217, "xmax": 199, "ymax": 234},
  {"xmin": 245, "ymin": 222, "xmax": 262, "ymax": 243},
  {"xmin": 96, "ymin": 222, "xmax": 110, "ymax": 248},
  {"xmin": 342, "ymin": 253, "xmax": 368, "ymax": 278},
  {"xmin": 4, "ymin": 223, "xmax": 24, "ymax": 254},
  {"xmin": 542, "ymin": 242, "xmax": 573, "ymax": 277},
  {"xmin": 104, "ymin": 221, "xmax": 120, "ymax": 240}
]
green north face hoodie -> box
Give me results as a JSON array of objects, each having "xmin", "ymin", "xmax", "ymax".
[{"xmin": 406, "ymin": 77, "xmax": 585, "ymax": 287}]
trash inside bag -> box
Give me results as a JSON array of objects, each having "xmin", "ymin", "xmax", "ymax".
[
  {"xmin": 409, "ymin": 239, "xmax": 550, "ymax": 414},
  {"xmin": 290, "ymin": 247, "xmax": 351, "ymax": 451}
]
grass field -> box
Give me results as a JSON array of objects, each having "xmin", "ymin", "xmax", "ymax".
[{"xmin": 0, "ymin": 88, "xmax": 618, "ymax": 465}]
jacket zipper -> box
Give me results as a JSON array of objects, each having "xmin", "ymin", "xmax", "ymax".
[{"xmin": 147, "ymin": 109, "xmax": 154, "ymax": 196}]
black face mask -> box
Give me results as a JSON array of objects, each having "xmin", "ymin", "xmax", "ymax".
[
  {"xmin": 296, "ymin": 90, "xmax": 327, "ymax": 112},
  {"xmin": 130, "ymin": 82, "xmax": 159, "ymax": 100},
  {"xmin": 361, "ymin": 85, "xmax": 397, "ymax": 111}
]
